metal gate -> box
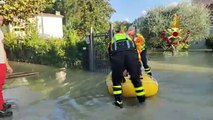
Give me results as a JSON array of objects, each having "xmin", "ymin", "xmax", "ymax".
[{"xmin": 87, "ymin": 24, "xmax": 113, "ymax": 72}]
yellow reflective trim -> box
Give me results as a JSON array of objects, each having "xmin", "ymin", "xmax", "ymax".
[
  {"xmin": 145, "ymin": 68, "xmax": 151, "ymax": 70},
  {"xmin": 116, "ymin": 101, "xmax": 123, "ymax": 104},
  {"xmin": 146, "ymin": 70, "xmax": 151, "ymax": 73},
  {"xmin": 113, "ymin": 86, "xmax": 122, "ymax": 88},
  {"xmin": 136, "ymin": 92, "xmax": 145, "ymax": 96},
  {"xmin": 135, "ymin": 87, "xmax": 144, "ymax": 91},
  {"xmin": 114, "ymin": 34, "xmax": 127, "ymax": 40},
  {"xmin": 141, "ymin": 44, "xmax": 145, "ymax": 51},
  {"xmin": 142, "ymin": 44, "xmax": 145, "ymax": 47},
  {"xmin": 112, "ymin": 33, "xmax": 131, "ymax": 43},
  {"xmin": 113, "ymin": 91, "xmax": 122, "ymax": 95}
]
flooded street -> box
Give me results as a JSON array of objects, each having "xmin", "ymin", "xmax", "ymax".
[{"xmin": 2, "ymin": 52, "xmax": 213, "ymax": 120}]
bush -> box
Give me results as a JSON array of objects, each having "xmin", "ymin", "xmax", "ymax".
[
  {"xmin": 205, "ymin": 35, "xmax": 213, "ymax": 49},
  {"xmin": 4, "ymin": 31, "xmax": 88, "ymax": 69},
  {"xmin": 135, "ymin": 2, "xmax": 211, "ymax": 50}
]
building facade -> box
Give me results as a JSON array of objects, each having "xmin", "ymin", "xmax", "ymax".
[
  {"xmin": 9, "ymin": 13, "xmax": 64, "ymax": 39},
  {"xmin": 36, "ymin": 13, "xmax": 64, "ymax": 38}
]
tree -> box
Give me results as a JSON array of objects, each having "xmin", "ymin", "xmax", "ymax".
[
  {"xmin": 134, "ymin": 3, "xmax": 211, "ymax": 50},
  {"xmin": 62, "ymin": 0, "xmax": 115, "ymax": 37},
  {"xmin": 113, "ymin": 21, "xmax": 132, "ymax": 31},
  {"xmin": 43, "ymin": 0, "xmax": 64, "ymax": 14},
  {"xmin": 43, "ymin": 0, "xmax": 115, "ymax": 38},
  {"xmin": 0, "ymin": 0, "xmax": 52, "ymax": 23}
]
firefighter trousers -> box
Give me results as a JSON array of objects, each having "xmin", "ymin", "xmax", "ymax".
[
  {"xmin": 110, "ymin": 50, "xmax": 145, "ymax": 102},
  {"xmin": 140, "ymin": 49, "xmax": 152, "ymax": 75}
]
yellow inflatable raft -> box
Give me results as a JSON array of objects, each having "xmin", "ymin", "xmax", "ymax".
[{"xmin": 106, "ymin": 72, "xmax": 159, "ymax": 97}]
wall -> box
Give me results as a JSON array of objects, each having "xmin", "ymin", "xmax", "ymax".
[{"xmin": 36, "ymin": 14, "xmax": 63, "ymax": 38}]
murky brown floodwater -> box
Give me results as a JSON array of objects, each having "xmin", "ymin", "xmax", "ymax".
[{"xmin": 2, "ymin": 52, "xmax": 213, "ymax": 120}]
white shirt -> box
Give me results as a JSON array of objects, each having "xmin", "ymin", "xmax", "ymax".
[{"xmin": 0, "ymin": 29, "xmax": 5, "ymax": 63}]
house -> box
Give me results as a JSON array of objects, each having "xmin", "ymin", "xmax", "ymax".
[
  {"xmin": 9, "ymin": 12, "xmax": 64, "ymax": 39},
  {"xmin": 36, "ymin": 13, "xmax": 64, "ymax": 38}
]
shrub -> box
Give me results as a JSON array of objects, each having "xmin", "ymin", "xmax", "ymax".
[
  {"xmin": 4, "ymin": 31, "xmax": 88, "ymax": 69},
  {"xmin": 205, "ymin": 35, "xmax": 213, "ymax": 49},
  {"xmin": 135, "ymin": 2, "xmax": 211, "ymax": 50}
]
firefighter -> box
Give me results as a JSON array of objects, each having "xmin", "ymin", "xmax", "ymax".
[
  {"xmin": 128, "ymin": 29, "xmax": 152, "ymax": 76},
  {"xmin": 136, "ymin": 33, "xmax": 152, "ymax": 76},
  {"xmin": 108, "ymin": 25, "xmax": 145, "ymax": 108}
]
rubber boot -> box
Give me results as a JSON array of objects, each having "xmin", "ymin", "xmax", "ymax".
[
  {"xmin": 0, "ymin": 109, "xmax": 13, "ymax": 118},
  {"xmin": 135, "ymin": 86, "xmax": 146, "ymax": 104},
  {"xmin": 113, "ymin": 85, "xmax": 123, "ymax": 108},
  {"xmin": 137, "ymin": 96, "xmax": 146, "ymax": 103},
  {"xmin": 3, "ymin": 103, "xmax": 11, "ymax": 110},
  {"xmin": 113, "ymin": 100, "xmax": 123, "ymax": 108},
  {"xmin": 145, "ymin": 67, "xmax": 152, "ymax": 76}
]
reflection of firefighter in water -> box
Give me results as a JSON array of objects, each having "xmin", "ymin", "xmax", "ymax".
[
  {"xmin": 128, "ymin": 30, "xmax": 152, "ymax": 76},
  {"xmin": 108, "ymin": 25, "xmax": 145, "ymax": 108}
]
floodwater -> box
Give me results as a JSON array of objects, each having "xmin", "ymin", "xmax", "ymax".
[{"xmin": 2, "ymin": 52, "xmax": 213, "ymax": 120}]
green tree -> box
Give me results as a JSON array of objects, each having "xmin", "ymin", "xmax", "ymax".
[
  {"xmin": 113, "ymin": 21, "xmax": 132, "ymax": 31},
  {"xmin": 135, "ymin": 3, "xmax": 211, "ymax": 50},
  {"xmin": 43, "ymin": 0, "xmax": 115, "ymax": 41},
  {"xmin": 43, "ymin": 0, "xmax": 64, "ymax": 14},
  {"xmin": 63, "ymin": 0, "xmax": 114, "ymax": 37},
  {"xmin": 0, "ymin": 0, "xmax": 52, "ymax": 23}
]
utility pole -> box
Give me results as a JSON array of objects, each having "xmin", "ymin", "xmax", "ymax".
[
  {"xmin": 89, "ymin": 27, "xmax": 95, "ymax": 72},
  {"xmin": 109, "ymin": 23, "xmax": 113, "ymax": 41}
]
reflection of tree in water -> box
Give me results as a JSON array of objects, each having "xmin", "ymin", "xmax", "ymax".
[
  {"xmin": 5, "ymin": 67, "xmax": 69, "ymax": 99},
  {"xmin": 55, "ymin": 68, "xmax": 67, "ymax": 84},
  {"xmin": 30, "ymin": 68, "xmax": 70, "ymax": 99},
  {"xmin": 5, "ymin": 62, "xmax": 109, "ymax": 109},
  {"xmin": 26, "ymin": 68, "xmax": 106, "ymax": 102},
  {"xmin": 163, "ymin": 51, "xmax": 189, "ymax": 57},
  {"xmin": 52, "ymin": 70, "xmax": 108, "ymax": 105}
]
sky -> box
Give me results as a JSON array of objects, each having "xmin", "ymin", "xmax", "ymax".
[{"xmin": 109, "ymin": 0, "xmax": 191, "ymax": 22}]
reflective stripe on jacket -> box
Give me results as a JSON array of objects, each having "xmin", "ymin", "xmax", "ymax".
[{"xmin": 110, "ymin": 33, "xmax": 135, "ymax": 52}]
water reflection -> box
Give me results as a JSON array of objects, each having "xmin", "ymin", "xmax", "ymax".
[
  {"xmin": 150, "ymin": 52, "xmax": 213, "ymax": 68},
  {"xmin": 55, "ymin": 68, "xmax": 67, "ymax": 84},
  {"xmin": 2, "ymin": 52, "xmax": 213, "ymax": 120}
]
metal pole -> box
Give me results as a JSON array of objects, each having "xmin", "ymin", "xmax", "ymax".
[
  {"xmin": 89, "ymin": 27, "xmax": 95, "ymax": 71},
  {"xmin": 109, "ymin": 23, "xmax": 113, "ymax": 40}
]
